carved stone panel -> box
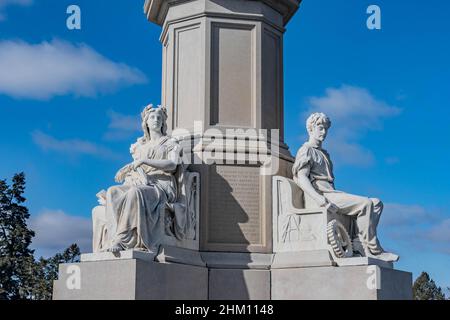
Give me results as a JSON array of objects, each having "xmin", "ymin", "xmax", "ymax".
[
  {"xmin": 207, "ymin": 165, "xmax": 262, "ymax": 250},
  {"xmin": 210, "ymin": 23, "xmax": 255, "ymax": 127}
]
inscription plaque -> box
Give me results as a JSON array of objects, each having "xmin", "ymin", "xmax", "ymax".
[{"xmin": 208, "ymin": 165, "xmax": 261, "ymax": 246}]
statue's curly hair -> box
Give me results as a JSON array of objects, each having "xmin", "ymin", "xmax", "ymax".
[
  {"xmin": 306, "ymin": 112, "xmax": 331, "ymax": 134},
  {"xmin": 141, "ymin": 104, "xmax": 168, "ymax": 143}
]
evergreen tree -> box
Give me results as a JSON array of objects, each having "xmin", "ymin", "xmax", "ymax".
[
  {"xmin": 0, "ymin": 173, "xmax": 35, "ymax": 300},
  {"xmin": 413, "ymin": 271, "xmax": 446, "ymax": 300},
  {"xmin": 0, "ymin": 173, "xmax": 80, "ymax": 300},
  {"xmin": 28, "ymin": 244, "xmax": 80, "ymax": 300},
  {"xmin": 43, "ymin": 244, "xmax": 80, "ymax": 300}
]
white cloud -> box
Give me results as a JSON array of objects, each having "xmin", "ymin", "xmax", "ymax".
[
  {"xmin": 0, "ymin": 39, "xmax": 147, "ymax": 100},
  {"xmin": 103, "ymin": 110, "xmax": 141, "ymax": 141},
  {"xmin": 32, "ymin": 130, "xmax": 121, "ymax": 160},
  {"xmin": 304, "ymin": 85, "xmax": 402, "ymax": 167},
  {"xmin": 381, "ymin": 203, "xmax": 436, "ymax": 227},
  {"xmin": 326, "ymin": 139, "xmax": 375, "ymax": 167},
  {"xmin": 30, "ymin": 209, "xmax": 92, "ymax": 257},
  {"xmin": 426, "ymin": 219, "xmax": 450, "ymax": 244},
  {"xmin": 108, "ymin": 110, "xmax": 141, "ymax": 131},
  {"xmin": 0, "ymin": 0, "xmax": 32, "ymax": 21},
  {"xmin": 380, "ymin": 203, "xmax": 450, "ymax": 255}
]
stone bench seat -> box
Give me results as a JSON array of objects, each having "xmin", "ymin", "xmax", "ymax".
[{"xmin": 272, "ymin": 175, "xmax": 353, "ymax": 259}]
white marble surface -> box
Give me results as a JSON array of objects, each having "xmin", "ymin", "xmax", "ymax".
[
  {"xmin": 287, "ymin": 112, "xmax": 399, "ymax": 262},
  {"xmin": 335, "ymin": 256, "xmax": 394, "ymax": 269},
  {"xmin": 92, "ymin": 105, "xmax": 200, "ymax": 254},
  {"xmin": 81, "ymin": 249, "xmax": 157, "ymax": 263}
]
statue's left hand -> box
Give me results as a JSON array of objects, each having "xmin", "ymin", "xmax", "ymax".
[
  {"xmin": 115, "ymin": 164, "xmax": 131, "ymax": 183},
  {"xmin": 133, "ymin": 160, "xmax": 145, "ymax": 170}
]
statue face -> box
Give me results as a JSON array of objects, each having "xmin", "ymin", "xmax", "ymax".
[
  {"xmin": 310, "ymin": 123, "xmax": 328, "ymax": 142},
  {"xmin": 147, "ymin": 110, "xmax": 163, "ymax": 132}
]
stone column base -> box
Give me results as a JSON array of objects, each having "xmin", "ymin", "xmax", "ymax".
[
  {"xmin": 53, "ymin": 252, "xmax": 208, "ymax": 300},
  {"xmin": 53, "ymin": 248, "xmax": 412, "ymax": 300},
  {"xmin": 271, "ymin": 265, "xmax": 412, "ymax": 300}
]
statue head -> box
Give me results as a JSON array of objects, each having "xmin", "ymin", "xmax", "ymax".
[
  {"xmin": 141, "ymin": 104, "xmax": 168, "ymax": 142},
  {"xmin": 306, "ymin": 112, "xmax": 331, "ymax": 143}
]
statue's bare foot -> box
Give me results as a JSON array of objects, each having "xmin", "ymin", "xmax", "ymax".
[
  {"xmin": 351, "ymin": 239, "xmax": 398, "ymax": 262},
  {"xmin": 364, "ymin": 249, "xmax": 399, "ymax": 262},
  {"xmin": 108, "ymin": 243, "xmax": 123, "ymax": 254},
  {"xmin": 372, "ymin": 251, "xmax": 399, "ymax": 262}
]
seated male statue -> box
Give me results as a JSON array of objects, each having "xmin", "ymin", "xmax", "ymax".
[{"xmin": 293, "ymin": 112, "xmax": 398, "ymax": 262}]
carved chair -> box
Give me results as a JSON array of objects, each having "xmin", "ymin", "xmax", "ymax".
[{"xmin": 272, "ymin": 176, "xmax": 354, "ymax": 259}]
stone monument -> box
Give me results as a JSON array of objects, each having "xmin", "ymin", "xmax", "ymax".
[
  {"xmin": 91, "ymin": 105, "xmax": 199, "ymax": 254},
  {"xmin": 53, "ymin": 0, "xmax": 413, "ymax": 300}
]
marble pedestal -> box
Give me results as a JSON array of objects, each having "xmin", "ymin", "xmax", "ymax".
[
  {"xmin": 143, "ymin": 0, "xmax": 302, "ymax": 254},
  {"xmin": 271, "ymin": 265, "xmax": 412, "ymax": 300},
  {"xmin": 53, "ymin": 247, "xmax": 412, "ymax": 300},
  {"xmin": 53, "ymin": 250, "xmax": 208, "ymax": 300}
]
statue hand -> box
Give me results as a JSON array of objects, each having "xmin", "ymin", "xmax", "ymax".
[
  {"xmin": 133, "ymin": 160, "xmax": 145, "ymax": 170},
  {"xmin": 316, "ymin": 195, "xmax": 328, "ymax": 207},
  {"xmin": 326, "ymin": 202, "xmax": 339, "ymax": 215},
  {"xmin": 115, "ymin": 171, "xmax": 124, "ymax": 183},
  {"xmin": 115, "ymin": 164, "xmax": 131, "ymax": 183},
  {"xmin": 316, "ymin": 196, "xmax": 339, "ymax": 214}
]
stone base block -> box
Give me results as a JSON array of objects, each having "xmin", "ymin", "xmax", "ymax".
[
  {"xmin": 53, "ymin": 250, "xmax": 412, "ymax": 300},
  {"xmin": 271, "ymin": 265, "xmax": 412, "ymax": 300},
  {"xmin": 209, "ymin": 269, "xmax": 271, "ymax": 300},
  {"xmin": 53, "ymin": 259, "xmax": 208, "ymax": 300}
]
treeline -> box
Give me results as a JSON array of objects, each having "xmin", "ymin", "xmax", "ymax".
[{"xmin": 0, "ymin": 173, "xmax": 79, "ymax": 300}]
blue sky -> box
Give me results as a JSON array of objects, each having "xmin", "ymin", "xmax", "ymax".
[{"xmin": 0, "ymin": 0, "xmax": 449, "ymax": 289}]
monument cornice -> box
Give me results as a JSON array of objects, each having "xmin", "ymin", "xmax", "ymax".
[
  {"xmin": 158, "ymin": 11, "xmax": 286, "ymax": 43},
  {"xmin": 144, "ymin": 0, "xmax": 302, "ymax": 26}
]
